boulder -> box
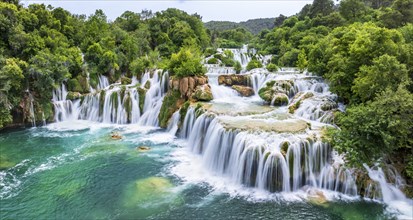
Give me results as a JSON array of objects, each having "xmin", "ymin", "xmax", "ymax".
[
  {"xmin": 193, "ymin": 85, "xmax": 213, "ymax": 101},
  {"xmin": 232, "ymin": 85, "xmax": 254, "ymax": 97},
  {"xmin": 272, "ymin": 93, "xmax": 289, "ymax": 106},
  {"xmin": 188, "ymin": 77, "xmax": 196, "ymax": 90},
  {"xmin": 218, "ymin": 74, "xmax": 251, "ymax": 86},
  {"xmin": 321, "ymin": 99, "xmax": 338, "ymax": 111},
  {"xmin": 179, "ymin": 77, "xmax": 189, "ymax": 96}
]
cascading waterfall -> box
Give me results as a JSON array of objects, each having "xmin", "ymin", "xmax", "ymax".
[
  {"xmin": 28, "ymin": 91, "xmax": 36, "ymax": 127},
  {"xmin": 52, "ymin": 70, "xmax": 169, "ymax": 126},
  {"xmin": 184, "ymin": 115, "xmax": 357, "ymax": 195}
]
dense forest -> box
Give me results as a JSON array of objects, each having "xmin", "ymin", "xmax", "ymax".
[
  {"xmin": 0, "ymin": 0, "xmax": 412, "ymax": 194},
  {"xmin": 205, "ymin": 17, "xmax": 275, "ymax": 34}
]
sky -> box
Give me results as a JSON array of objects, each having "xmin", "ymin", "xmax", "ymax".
[{"xmin": 21, "ymin": 0, "xmax": 312, "ymax": 22}]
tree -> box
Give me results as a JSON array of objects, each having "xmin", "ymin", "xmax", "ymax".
[
  {"xmin": 330, "ymin": 86, "xmax": 413, "ymax": 166},
  {"xmin": 296, "ymin": 49, "xmax": 308, "ymax": 72},
  {"xmin": 353, "ymin": 55, "xmax": 410, "ymax": 102},
  {"xmin": 339, "ymin": 0, "xmax": 367, "ymax": 21},
  {"xmin": 246, "ymin": 59, "xmax": 263, "ymax": 71},
  {"xmin": 168, "ymin": 47, "xmax": 206, "ymax": 78},
  {"xmin": 234, "ymin": 61, "xmax": 242, "ymax": 74},
  {"xmin": 309, "ymin": 0, "xmax": 335, "ymax": 18}
]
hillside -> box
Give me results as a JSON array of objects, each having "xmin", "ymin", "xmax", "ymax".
[{"xmin": 204, "ymin": 18, "xmax": 275, "ymax": 34}]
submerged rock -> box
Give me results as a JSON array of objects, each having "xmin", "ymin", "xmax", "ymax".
[
  {"xmin": 232, "ymin": 85, "xmax": 254, "ymax": 97},
  {"xmin": 0, "ymin": 155, "xmax": 16, "ymax": 170},
  {"xmin": 136, "ymin": 146, "xmax": 151, "ymax": 152},
  {"xmin": 111, "ymin": 132, "xmax": 122, "ymax": 140}
]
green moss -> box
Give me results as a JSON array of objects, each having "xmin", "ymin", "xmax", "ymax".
[
  {"xmin": 144, "ymin": 80, "xmax": 151, "ymax": 89},
  {"xmin": 179, "ymin": 101, "xmax": 190, "ymax": 127},
  {"xmin": 66, "ymin": 91, "xmax": 82, "ymax": 100},
  {"xmin": 258, "ymin": 87, "xmax": 274, "ymax": 103},
  {"xmin": 121, "ymin": 76, "xmax": 132, "ymax": 85},
  {"xmin": 110, "ymin": 92, "xmax": 119, "ymax": 111},
  {"xmin": 99, "ymin": 90, "xmax": 106, "ymax": 116},
  {"xmin": 120, "ymin": 86, "xmax": 126, "ymax": 100},
  {"xmin": 124, "ymin": 94, "xmax": 132, "ymax": 123},
  {"xmin": 158, "ymin": 90, "xmax": 183, "ymax": 128},
  {"xmin": 288, "ymin": 100, "xmax": 301, "ymax": 114},
  {"xmin": 138, "ymin": 88, "xmax": 147, "ymax": 113},
  {"xmin": 281, "ymin": 142, "xmax": 289, "ymax": 155}
]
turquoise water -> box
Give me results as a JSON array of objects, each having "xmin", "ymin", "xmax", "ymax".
[{"xmin": 0, "ymin": 122, "xmax": 394, "ymax": 219}]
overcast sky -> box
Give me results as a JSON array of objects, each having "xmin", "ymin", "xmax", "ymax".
[{"xmin": 21, "ymin": 0, "xmax": 312, "ymax": 22}]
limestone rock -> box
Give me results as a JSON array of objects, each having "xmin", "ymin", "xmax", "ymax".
[
  {"xmin": 218, "ymin": 74, "xmax": 251, "ymax": 87},
  {"xmin": 111, "ymin": 132, "xmax": 122, "ymax": 140},
  {"xmin": 121, "ymin": 76, "xmax": 132, "ymax": 85},
  {"xmin": 232, "ymin": 85, "xmax": 254, "ymax": 97},
  {"xmin": 136, "ymin": 146, "xmax": 151, "ymax": 152},
  {"xmin": 179, "ymin": 77, "xmax": 189, "ymax": 96},
  {"xmin": 193, "ymin": 85, "xmax": 213, "ymax": 101}
]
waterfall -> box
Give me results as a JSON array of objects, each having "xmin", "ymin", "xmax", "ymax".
[
  {"xmin": 179, "ymin": 107, "xmax": 196, "ymax": 139},
  {"xmin": 167, "ymin": 111, "xmax": 180, "ymax": 135},
  {"xmin": 28, "ymin": 92, "xmax": 36, "ymax": 127},
  {"xmin": 364, "ymin": 164, "xmax": 413, "ymax": 219},
  {"xmin": 183, "ymin": 114, "xmax": 357, "ymax": 195},
  {"xmin": 51, "ymin": 70, "xmax": 168, "ymax": 126}
]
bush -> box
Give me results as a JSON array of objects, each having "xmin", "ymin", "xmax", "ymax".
[
  {"xmin": 266, "ymin": 63, "xmax": 278, "ymax": 72},
  {"xmin": 168, "ymin": 47, "xmax": 206, "ymax": 78},
  {"xmin": 246, "ymin": 59, "xmax": 263, "ymax": 71},
  {"xmin": 234, "ymin": 61, "xmax": 242, "ymax": 74},
  {"xmin": 207, "ymin": 57, "xmax": 219, "ymax": 64},
  {"xmin": 221, "ymin": 57, "xmax": 235, "ymax": 67}
]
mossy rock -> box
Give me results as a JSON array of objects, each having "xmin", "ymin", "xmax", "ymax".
[
  {"xmin": 67, "ymin": 79, "xmax": 83, "ymax": 93},
  {"xmin": 193, "ymin": 85, "xmax": 213, "ymax": 101},
  {"xmin": 121, "ymin": 76, "xmax": 132, "ymax": 85},
  {"xmin": 158, "ymin": 90, "xmax": 185, "ymax": 128},
  {"xmin": 288, "ymin": 100, "xmax": 301, "ymax": 114},
  {"xmin": 137, "ymin": 88, "xmax": 147, "ymax": 113},
  {"xmin": 258, "ymin": 87, "xmax": 274, "ymax": 103},
  {"xmin": 144, "ymin": 80, "xmax": 151, "ymax": 89},
  {"xmin": 232, "ymin": 85, "xmax": 254, "ymax": 97},
  {"xmin": 179, "ymin": 101, "xmax": 190, "ymax": 127},
  {"xmin": 0, "ymin": 155, "xmax": 16, "ymax": 170},
  {"xmin": 321, "ymin": 99, "xmax": 338, "ymax": 111},
  {"xmin": 66, "ymin": 91, "xmax": 82, "ymax": 100}
]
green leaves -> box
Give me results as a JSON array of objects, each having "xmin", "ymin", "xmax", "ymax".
[{"xmin": 168, "ymin": 47, "xmax": 205, "ymax": 78}]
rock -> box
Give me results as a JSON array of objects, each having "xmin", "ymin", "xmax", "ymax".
[
  {"xmin": 111, "ymin": 132, "xmax": 122, "ymax": 140},
  {"xmin": 193, "ymin": 85, "xmax": 213, "ymax": 101},
  {"xmin": 179, "ymin": 77, "xmax": 189, "ymax": 96},
  {"xmin": 218, "ymin": 74, "xmax": 251, "ymax": 86},
  {"xmin": 321, "ymin": 99, "xmax": 338, "ymax": 111},
  {"xmin": 232, "ymin": 85, "xmax": 254, "ymax": 97},
  {"xmin": 307, "ymin": 188, "xmax": 328, "ymax": 206},
  {"xmin": 196, "ymin": 76, "xmax": 208, "ymax": 85},
  {"xmin": 121, "ymin": 76, "xmax": 132, "ymax": 85},
  {"xmin": 144, "ymin": 80, "xmax": 151, "ymax": 89},
  {"xmin": 188, "ymin": 77, "xmax": 195, "ymax": 91},
  {"xmin": 171, "ymin": 78, "xmax": 179, "ymax": 90},
  {"xmin": 66, "ymin": 91, "xmax": 82, "ymax": 100},
  {"xmin": 272, "ymin": 93, "xmax": 289, "ymax": 106},
  {"xmin": 136, "ymin": 146, "xmax": 151, "ymax": 152}
]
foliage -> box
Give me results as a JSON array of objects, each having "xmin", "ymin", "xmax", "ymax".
[
  {"xmin": 168, "ymin": 47, "xmax": 206, "ymax": 78},
  {"xmin": 207, "ymin": 57, "xmax": 219, "ymax": 64},
  {"xmin": 296, "ymin": 49, "xmax": 308, "ymax": 72},
  {"xmin": 330, "ymin": 86, "xmax": 413, "ymax": 166},
  {"xmin": 234, "ymin": 61, "xmax": 242, "ymax": 74},
  {"xmin": 205, "ymin": 18, "xmax": 275, "ymax": 35},
  {"xmin": 266, "ymin": 63, "xmax": 278, "ymax": 72},
  {"xmin": 246, "ymin": 59, "xmax": 263, "ymax": 71}
]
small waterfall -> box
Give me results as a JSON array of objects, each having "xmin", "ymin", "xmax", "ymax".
[
  {"xmin": 52, "ymin": 84, "xmax": 78, "ymax": 122},
  {"xmin": 364, "ymin": 164, "xmax": 413, "ymax": 219},
  {"xmin": 179, "ymin": 107, "xmax": 196, "ymax": 139},
  {"xmin": 167, "ymin": 111, "xmax": 180, "ymax": 135},
  {"xmin": 28, "ymin": 92, "xmax": 36, "ymax": 127},
  {"xmin": 97, "ymin": 75, "xmax": 109, "ymax": 90}
]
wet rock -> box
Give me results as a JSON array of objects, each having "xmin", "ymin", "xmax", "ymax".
[
  {"xmin": 232, "ymin": 85, "xmax": 254, "ymax": 97},
  {"xmin": 259, "ymin": 80, "xmax": 296, "ymax": 105},
  {"xmin": 307, "ymin": 188, "xmax": 328, "ymax": 206},
  {"xmin": 66, "ymin": 91, "xmax": 82, "ymax": 100},
  {"xmin": 193, "ymin": 85, "xmax": 213, "ymax": 101},
  {"xmin": 321, "ymin": 99, "xmax": 338, "ymax": 111},
  {"xmin": 111, "ymin": 132, "xmax": 122, "ymax": 140},
  {"xmin": 136, "ymin": 146, "xmax": 151, "ymax": 152},
  {"xmin": 272, "ymin": 93, "xmax": 289, "ymax": 106},
  {"xmin": 188, "ymin": 77, "xmax": 195, "ymax": 90},
  {"xmin": 121, "ymin": 76, "xmax": 132, "ymax": 85},
  {"xmin": 218, "ymin": 74, "xmax": 251, "ymax": 87},
  {"xmin": 144, "ymin": 80, "xmax": 151, "ymax": 89}
]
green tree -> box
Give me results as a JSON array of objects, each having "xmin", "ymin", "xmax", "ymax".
[
  {"xmin": 296, "ymin": 49, "xmax": 308, "ymax": 72},
  {"xmin": 168, "ymin": 47, "xmax": 206, "ymax": 78},
  {"xmin": 234, "ymin": 61, "xmax": 242, "ymax": 74},
  {"xmin": 353, "ymin": 55, "xmax": 410, "ymax": 102}
]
